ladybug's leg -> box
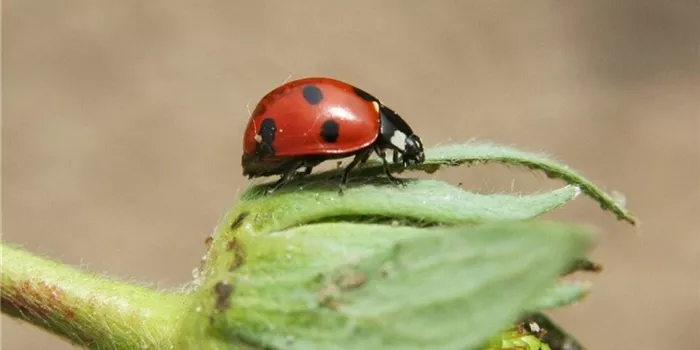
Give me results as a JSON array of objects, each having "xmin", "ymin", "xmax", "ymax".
[
  {"xmin": 292, "ymin": 166, "xmax": 313, "ymax": 178},
  {"xmin": 338, "ymin": 148, "xmax": 373, "ymax": 194},
  {"xmin": 392, "ymin": 150, "xmax": 401, "ymax": 165},
  {"xmin": 375, "ymin": 147, "xmax": 407, "ymax": 187},
  {"xmin": 267, "ymin": 160, "xmax": 304, "ymax": 194},
  {"xmin": 359, "ymin": 150, "xmax": 372, "ymax": 165},
  {"xmin": 298, "ymin": 158, "xmax": 325, "ymax": 177}
]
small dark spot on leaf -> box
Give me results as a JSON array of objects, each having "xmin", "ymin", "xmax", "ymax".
[
  {"xmin": 285, "ymin": 335, "xmax": 296, "ymax": 346},
  {"xmin": 204, "ymin": 236, "xmax": 213, "ymax": 249},
  {"xmin": 566, "ymin": 259, "xmax": 603, "ymax": 275},
  {"xmin": 378, "ymin": 261, "xmax": 396, "ymax": 278},
  {"xmin": 317, "ymin": 283, "xmax": 341, "ymax": 310},
  {"xmin": 339, "ymin": 272, "xmax": 367, "ymax": 290},
  {"xmin": 226, "ymin": 236, "xmax": 247, "ymax": 271},
  {"xmin": 213, "ymin": 282, "xmax": 235, "ymax": 312},
  {"xmin": 230, "ymin": 212, "xmax": 250, "ymax": 230},
  {"xmin": 226, "ymin": 238, "xmax": 237, "ymax": 251},
  {"xmin": 422, "ymin": 164, "xmax": 441, "ymax": 174},
  {"xmin": 310, "ymin": 273, "xmax": 325, "ymax": 285}
]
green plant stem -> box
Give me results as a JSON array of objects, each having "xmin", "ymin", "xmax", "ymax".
[{"xmin": 1, "ymin": 244, "xmax": 188, "ymax": 350}]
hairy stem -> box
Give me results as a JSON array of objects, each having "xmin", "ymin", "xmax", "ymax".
[{"xmin": 1, "ymin": 244, "xmax": 188, "ymax": 350}]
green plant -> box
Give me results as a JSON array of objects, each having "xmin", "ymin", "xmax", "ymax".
[{"xmin": 1, "ymin": 142, "xmax": 636, "ymax": 349}]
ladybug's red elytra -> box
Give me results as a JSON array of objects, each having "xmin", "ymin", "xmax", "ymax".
[{"xmin": 241, "ymin": 77, "xmax": 425, "ymax": 194}]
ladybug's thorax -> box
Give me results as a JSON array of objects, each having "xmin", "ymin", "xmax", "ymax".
[{"xmin": 378, "ymin": 104, "xmax": 425, "ymax": 166}]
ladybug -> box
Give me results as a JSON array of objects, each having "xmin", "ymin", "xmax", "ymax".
[{"xmin": 241, "ymin": 77, "xmax": 425, "ymax": 194}]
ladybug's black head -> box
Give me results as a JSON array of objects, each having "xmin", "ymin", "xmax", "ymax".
[
  {"xmin": 402, "ymin": 134, "xmax": 425, "ymax": 166},
  {"xmin": 378, "ymin": 105, "xmax": 426, "ymax": 167}
]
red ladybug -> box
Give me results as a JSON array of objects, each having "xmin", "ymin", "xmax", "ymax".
[{"xmin": 241, "ymin": 77, "xmax": 425, "ymax": 193}]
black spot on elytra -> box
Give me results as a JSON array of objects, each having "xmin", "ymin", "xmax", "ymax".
[
  {"xmin": 320, "ymin": 120, "xmax": 340, "ymax": 143},
  {"xmin": 256, "ymin": 118, "xmax": 277, "ymax": 156},
  {"xmin": 302, "ymin": 85, "xmax": 324, "ymax": 105},
  {"xmin": 230, "ymin": 212, "xmax": 249, "ymax": 230},
  {"xmin": 353, "ymin": 87, "xmax": 378, "ymax": 102},
  {"xmin": 213, "ymin": 281, "xmax": 234, "ymax": 312}
]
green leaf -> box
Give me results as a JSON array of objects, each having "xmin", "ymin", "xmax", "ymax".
[
  {"xmin": 526, "ymin": 281, "xmax": 591, "ymax": 311},
  {"xmin": 250, "ymin": 142, "xmax": 636, "ymax": 225},
  {"xmin": 178, "ymin": 221, "xmax": 594, "ymax": 349},
  {"xmin": 236, "ymin": 180, "xmax": 580, "ymax": 234},
  {"xmin": 422, "ymin": 142, "xmax": 635, "ymax": 225}
]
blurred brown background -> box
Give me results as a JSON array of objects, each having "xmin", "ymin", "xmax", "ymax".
[{"xmin": 3, "ymin": 1, "xmax": 698, "ymax": 349}]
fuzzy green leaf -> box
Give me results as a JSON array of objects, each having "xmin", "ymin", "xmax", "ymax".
[
  {"xmin": 236, "ymin": 179, "xmax": 580, "ymax": 234},
  {"xmin": 256, "ymin": 142, "xmax": 636, "ymax": 225},
  {"xmin": 178, "ymin": 221, "xmax": 594, "ymax": 349},
  {"xmin": 526, "ymin": 282, "xmax": 591, "ymax": 311}
]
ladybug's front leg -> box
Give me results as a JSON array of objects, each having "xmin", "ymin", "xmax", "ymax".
[
  {"xmin": 375, "ymin": 147, "xmax": 407, "ymax": 187},
  {"xmin": 392, "ymin": 150, "xmax": 401, "ymax": 165}
]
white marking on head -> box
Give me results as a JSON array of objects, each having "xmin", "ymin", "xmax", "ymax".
[{"xmin": 390, "ymin": 130, "xmax": 407, "ymax": 151}]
